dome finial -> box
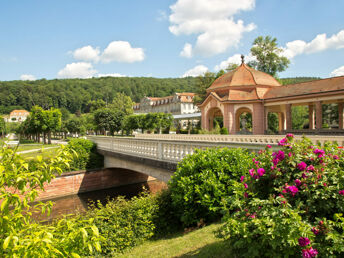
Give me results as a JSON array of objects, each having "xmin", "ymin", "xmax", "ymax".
[{"xmin": 241, "ymin": 54, "xmax": 245, "ymax": 64}]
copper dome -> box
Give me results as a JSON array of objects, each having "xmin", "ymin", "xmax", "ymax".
[{"xmin": 207, "ymin": 63, "xmax": 281, "ymax": 92}]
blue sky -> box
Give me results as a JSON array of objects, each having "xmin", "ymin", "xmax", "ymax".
[{"xmin": 0, "ymin": 0, "xmax": 344, "ymax": 81}]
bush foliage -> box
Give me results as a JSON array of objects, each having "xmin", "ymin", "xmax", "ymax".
[
  {"xmin": 66, "ymin": 138, "xmax": 103, "ymax": 170},
  {"xmin": 216, "ymin": 135, "xmax": 344, "ymax": 257},
  {"xmin": 169, "ymin": 147, "xmax": 254, "ymax": 226}
]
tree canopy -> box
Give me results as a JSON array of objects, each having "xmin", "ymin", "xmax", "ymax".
[{"xmin": 249, "ymin": 36, "xmax": 290, "ymax": 77}]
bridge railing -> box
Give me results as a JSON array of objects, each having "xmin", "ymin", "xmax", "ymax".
[
  {"xmin": 88, "ymin": 136, "xmax": 279, "ymax": 163},
  {"xmin": 134, "ymin": 134, "xmax": 344, "ymax": 146},
  {"xmin": 88, "ymin": 134, "xmax": 344, "ymax": 163}
]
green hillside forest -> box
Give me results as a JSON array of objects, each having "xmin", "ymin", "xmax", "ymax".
[{"xmin": 0, "ymin": 76, "xmax": 320, "ymax": 114}]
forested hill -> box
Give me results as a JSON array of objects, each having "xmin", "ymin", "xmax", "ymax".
[
  {"xmin": 0, "ymin": 76, "xmax": 321, "ymax": 114},
  {"xmin": 0, "ymin": 77, "xmax": 198, "ymax": 114}
]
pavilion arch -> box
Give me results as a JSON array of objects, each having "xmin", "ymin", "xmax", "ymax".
[
  {"xmin": 205, "ymin": 107, "xmax": 224, "ymax": 130},
  {"xmin": 235, "ymin": 107, "xmax": 253, "ymax": 133}
]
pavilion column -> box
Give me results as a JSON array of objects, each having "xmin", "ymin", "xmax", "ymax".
[
  {"xmin": 252, "ymin": 103, "xmax": 265, "ymax": 134},
  {"xmin": 315, "ymin": 101, "xmax": 323, "ymax": 129},
  {"xmin": 278, "ymin": 112, "xmax": 284, "ymax": 131},
  {"xmin": 201, "ymin": 108, "xmax": 208, "ymax": 130},
  {"xmin": 308, "ymin": 104, "xmax": 315, "ymax": 130},
  {"xmin": 286, "ymin": 104, "xmax": 292, "ymax": 130},
  {"xmin": 223, "ymin": 104, "xmax": 230, "ymax": 131},
  {"xmin": 339, "ymin": 103, "xmax": 344, "ymax": 130},
  {"xmin": 227, "ymin": 104, "xmax": 235, "ymax": 134},
  {"xmin": 264, "ymin": 109, "xmax": 269, "ymax": 133}
]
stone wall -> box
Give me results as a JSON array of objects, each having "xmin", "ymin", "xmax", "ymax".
[{"xmin": 35, "ymin": 168, "xmax": 156, "ymax": 201}]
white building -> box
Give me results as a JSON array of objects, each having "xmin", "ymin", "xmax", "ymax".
[
  {"xmin": 4, "ymin": 110, "xmax": 30, "ymax": 123},
  {"xmin": 133, "ymin": 93, "xmax": 198, "ymax": 115}
]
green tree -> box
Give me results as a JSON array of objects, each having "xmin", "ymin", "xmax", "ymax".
[
  {"xmin": 193, "ymin": 70, "xmax": 225, "ymax": 105},
  {"xmin": 93, "ymin": 108, "xmax": 121, "ymax": 135},
  {"xmin": 249, "ymin": 36, "xmax": 290, "ymax": 77}
]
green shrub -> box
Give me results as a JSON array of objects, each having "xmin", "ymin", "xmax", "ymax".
[
  {"xmin": 169, "ymin": 147, "xmax": 254, "ymax": 226},
  {"xmin": 217, "ymin": 135, "xmax": 344, "ymax": 257},
  {"xmin": 220, "ymin": 127, "xmax": 229, "ymax": 135},
  {"xmin": 66, "ymin": 138, "xmax": 103, "ymax": 170},
  {"xmin": 86, "ymin": 194, "xmax": 158, "ymax": 255}
]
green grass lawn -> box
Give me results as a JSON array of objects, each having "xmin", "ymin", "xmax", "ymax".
[
  {"xmin": 19, "ymin": 146, "xmax": 61, "ymax": 160},
  {"xmin": 116, "ymin": 223, "xmax": 231, "ymax": 258},
  {"xmin": 15, "ymin": 144, "xmax": 59, "ymax": 152}
]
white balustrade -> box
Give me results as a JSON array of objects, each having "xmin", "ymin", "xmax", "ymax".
[{"xmin": 88, "ymin": 134, "xmax": 344, "ymax": 164}]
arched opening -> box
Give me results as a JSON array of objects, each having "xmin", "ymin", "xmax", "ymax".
[
  {"xmin": 206, "ymin": 107, "xmax": 224, "ymax": 131},
  {"xmin": 235, "ymin": 108, "xmax": 252, "ymax": 134}
]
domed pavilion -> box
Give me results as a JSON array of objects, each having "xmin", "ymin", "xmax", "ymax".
[{"xmin": 199, "ymin": 56, "xmax": 344, "ymax": 134}]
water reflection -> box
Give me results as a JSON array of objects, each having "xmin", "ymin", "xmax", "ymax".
[{"xmin": 34, "ymin": 180, "xmax": 167, "ymax": 222}]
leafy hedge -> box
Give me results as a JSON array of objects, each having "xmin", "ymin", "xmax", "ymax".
[
  {"xmin": 216, "ymin": 135, "xmax": 344, "ymax": 257},
  {"xmin": 169, "ymin": 147, "xmax": 254, "ymax": 226},
  {"xmin": 66, "ymin": 138, "xmax": 103, "ymax": 171}
]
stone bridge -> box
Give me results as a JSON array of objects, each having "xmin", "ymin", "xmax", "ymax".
[{"xmin": 88, "ymin": 135, "xmax": 344, "ymax": 183}]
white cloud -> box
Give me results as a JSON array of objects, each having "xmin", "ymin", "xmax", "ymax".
[
  {"xmin": 57, "ymin": 62, "xmax": 97, "ymax": 79},
  {"xmin": 282, "ymin": 30, "xmax": 344, "ymax": 59},
  {"xmin": 101, "ymin": 41, "xmax": 145, "ymax": 63},
  {"xmin": 73, "ymin": 45, "xmax": 100, "ymax": 63},
  {"xmin": 180, "ymin": 43, "xmax": 193, "ymax": 58},
  {"xmin": 330, "ymin": 66, "xmax": 344, "ymax": 77},
  {"xmin": 182, "ymin": 65, "xmax": 208, "ymax": 77},
  {"xmin": 169, "ymin": 0, "xmax": 256, "ymax": 57},
  {"xmin": 214, "ymin": 53, "xmax": 256, "ymax": 71},
  {"xmin": 20, "ymin": 74, "xmax": 36, "ymax": 81},
  {"xmin": 97, "ymin": 73, "xmax": 126, "ymax": 78}
]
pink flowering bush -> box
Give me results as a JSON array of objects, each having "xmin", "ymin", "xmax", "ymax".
[{"xmin": 217, "ymin": 135, "xmax": 344, "ymax": 257}]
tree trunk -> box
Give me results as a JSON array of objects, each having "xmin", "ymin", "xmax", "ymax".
[
  {"xmin": 48, "ymin": 131, "xmax": 52, "ymax": 144},
  {"xmin": 43, "ymin": 132, "xmax": 46, "ymax": 145},
  {"xmin": 37, "ymin": 133, "xmax": 40, "ymax": 143}
]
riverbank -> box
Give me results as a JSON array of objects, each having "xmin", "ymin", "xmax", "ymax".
[{"xmin": 116, "ymin": 222, "xmax": 229, "ymax": 258}]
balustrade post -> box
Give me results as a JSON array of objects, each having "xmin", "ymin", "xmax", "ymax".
[{"xmin": 157, "ymin": 142, "xmax": 163, "ymax": 160}]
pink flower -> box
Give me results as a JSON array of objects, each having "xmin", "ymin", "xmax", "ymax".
[
  {"xmin": 278, "ymin": 138, "xmax": 287, "ymax": 146},
  {"xmin": 333, "ymin": 155, "xmax": 339, "ymax": 160},
  {"xmin": 286, "ymin": 133, "xmax": 294, "ymax": 138},
  {"xmin": 288, "ymin": 152, "xmax": 292, "ymax": 157},
  {"xmin": 240, "ymin": 176, "xmax": 245, "ymax": 182},
  {"xmin": 286, "ymin": 185, "xmax": 299, "ymax": 196},
  {"xmin": 311, "ymin": 227, "xmax": 319, "ymax": 235},
  {"xmin": 307, "ymin": 165, "xmax": 314, "ymax": 171},
  {"xmin": 257, "ymin": 168, "xmax": 265, "ymax": 177},
  {"xmin": 323, "ymin": 183, "xmax": 327, "ymax": 187},
  {"xmin": 295, "ymin": 179, "xmax": 302, "ymax": 187},
  {"xmin": 339, "ymin": 190, "xmax": 344, "ymax": 195},
  {"xmin": 298, "ymin": 162, "xmax": 307, "ymax": 171},
  {"xmin": 314, "ymin": 149, "xmax": 325, "ymax": 158},
  {"xmin": 302, "ymin": 247, "xmax": 318, "ymax": 258},
  {"xmin": 267, "ymin": 144, "xmax": 271, "ymax": 148},
  {"xmin": 302, "ymin": 173, "xmax": 308, "ymax": 179},
  {"xmin": 244, "ymin": 183, "xmax": 248, "ymax": 189},
  {"xmin": 298, "ymin": 237, "xmax": 310, "ymax": 247},
  {"xmin": 244, "ymin": 192, "xmax": 248, "ymax": 198},
  {"xmin": 249, "ymin": 169, "xmax": 255, "ymax": 177},
  {"xmin": 308, "ymin": 248, "xmax": 318, "ymax": 257}
]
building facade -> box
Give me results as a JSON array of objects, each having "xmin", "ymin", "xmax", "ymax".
[
  {"xmin": 133, "ymin": 92, "xmax": 198, "ymax": 115},
  {"xmin": 200, "ymin": 57, "xmax": 344, "ymax": 135},
  {"xmin": 4, "ymin": 110, "xmax": 30, "ymax": 123}
]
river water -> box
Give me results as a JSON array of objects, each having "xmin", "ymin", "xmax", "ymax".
[{"xmin": 34, "ymin": 180, "xmax": 167, "ymax": 222}]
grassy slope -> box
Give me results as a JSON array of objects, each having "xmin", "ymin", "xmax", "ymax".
[{"xmin": 117, "ymin": 223, "xmax": 231, "ymax": 258}]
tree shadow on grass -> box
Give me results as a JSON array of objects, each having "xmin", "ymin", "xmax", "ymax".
[{"xmin": 176, "ymin": 240, "xmax": 233, "ymax": 258}]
